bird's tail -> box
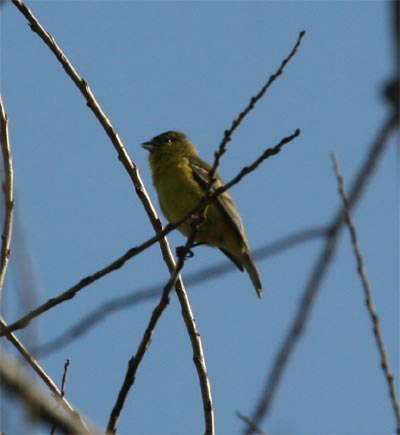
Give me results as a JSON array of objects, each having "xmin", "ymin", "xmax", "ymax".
[{"xmin": 242, "ymin": 251, "xmax": 263, "ymax": 299}]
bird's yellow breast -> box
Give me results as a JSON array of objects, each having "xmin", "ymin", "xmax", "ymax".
[{"xmin": 152, "ymin": 156, "xmax": 202, "ymax": 223}]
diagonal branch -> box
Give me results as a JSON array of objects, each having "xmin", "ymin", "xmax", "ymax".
[
  {"xmin": 10, "ymin": 0, "xmax": 160, "ymax": 238},
  {"xmin": 332, "ymin": 153, "xmax": 400, "ymax": 434},
  {"xmin": 237, "ymin": 411, "xmax": 267, "ymax": 435}
]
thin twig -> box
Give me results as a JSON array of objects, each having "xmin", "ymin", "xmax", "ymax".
[
  {"xmin": 332, "ymin": 153, "xmax": 400, "ymax": 434},
  {"xmin": 60, "ymin": 359, "xmax": 71, "ymax": 396},
  {"xmin": 0, "ymin": 316, "xmax": 90, "ymax": 433},
  {"xmin": 0, "ymin": 92, "xmax": 14, "ymax": 297},
  {"xmin": 51, "ymin": 358, "xmax": 71, "ymax": 435},
  {"xmin": 244, "ymin": 109, "xmax": 399, "ymax": 434},
  {"xmin": 0, "ymin": 351, "xmax": 90, "ymax": 434},
  {"xmin": 107, "ymin": 219, "xmax": 214, "ymax": 434},
  {"xmin": 32, "ymin": 226, "xmax": 327, "ymax": 358},
  {"xmin": 208, "ymin": 30, "xmax": 305, "ymax": 183},
  {"xmin": 0, "ymin": 129, "xmax": 299, "ymax": 338}
]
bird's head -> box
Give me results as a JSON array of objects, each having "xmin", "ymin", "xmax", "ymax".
[{"xmin": 142, "ymin": 131, "xmax": 198, "ymax": 156}]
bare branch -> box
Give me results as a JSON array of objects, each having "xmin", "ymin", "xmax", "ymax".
[
  {"xmin": 60, "ymin": 359, "xmax": 71, "ymax": 396},
  {"xmin": 332, "ymin": 153, "xmax": 400, "ymax": 433},
  {"xmin": 244, "ymin": 109, "xmax": 399, "ymax": 434},
  {"xmin": 0, "ymin": 129, "xmax": 299, "ymax": 338},
  {"xmin": 0, "ymin": 351, "xmax": 91, "ymax": 434},
  {"xmin": 51, "ymin": 359, "xmax": 72, "ymax": 435},
  {"xmin": 0, "ymin": 92, "xmax": 14, "ymax": 296},
  {"xmin": 209, "ymin": 31, "xmax": 305, "ymax": 183}
]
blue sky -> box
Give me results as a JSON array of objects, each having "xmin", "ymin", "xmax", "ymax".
[{"xmin": 1, "ymin": 1, "xmax": 398, "ymax": 434}]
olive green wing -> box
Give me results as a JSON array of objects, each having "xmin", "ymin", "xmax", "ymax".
[
  {"xmin": 189, "ymin": 156, "xmax": 263, "ymax": 297},
  {"xmin": 188, "ymin": 156, "xmax": 248, "ymax": 248}
]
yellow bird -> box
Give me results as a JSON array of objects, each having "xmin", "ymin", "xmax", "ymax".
[{"xmin": 142, "ymin": 131, "xmax": 262, "ymax": 298}]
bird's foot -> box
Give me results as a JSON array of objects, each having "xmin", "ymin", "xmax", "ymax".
[{"xmin": 176, "ymin": 246, "xmax": 194, "ymax": 260}]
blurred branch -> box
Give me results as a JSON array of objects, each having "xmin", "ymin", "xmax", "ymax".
[
  {"xmin": 0, "ymin": 129, "xmax": 299, "ymax": 338},
  {"xmin": 390, "ymin": 0, "xmax": 399, "ymax": 75},
  {"xmin": 332, "ymin": 154, "xmax": 400, "ymax": 434},
  {"xmin": 33, "ymin": 225, "xmax": 327, "ymax": 358},
  {"xmin": 237, "ymin": 411, "xmax": 267, "ymax": 435},
  {"xmin": 245, "ymin": 107, "xmax": 399, "ymax": 434},
  {"xmin": 10, "ymin": 202, "xmax": 41, "ymax": 346},
  {"xmin": 0, "ymin": 92, "xmax": 14, "ymax": 297},
  {"xmin": 382, "ymin": 3, "xmax": 399, "ymax": 118},
  {"xmin": 0, "ymin": 351, "xmax": 92, "ymax": 434},
  {"xmin": 0, "ymin": 316, "xmax": 90, "ymax": 432},
  {"xmin": 107, "ymin": 221, "xmax": 214, "ymax": 434}
]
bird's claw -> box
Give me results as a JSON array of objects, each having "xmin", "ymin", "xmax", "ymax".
[{"xmin": 176, "ymin": 246, "xmax": 195, "ymax": 260}]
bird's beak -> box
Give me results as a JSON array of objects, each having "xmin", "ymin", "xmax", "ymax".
[{"xmin": 141, "ymin": 140, "xmax": 156, "ymax": 151}]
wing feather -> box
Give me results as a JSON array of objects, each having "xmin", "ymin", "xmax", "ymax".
[{"xmin": 189, "ymin": 158, "xmax": 247, "ymax": 243}]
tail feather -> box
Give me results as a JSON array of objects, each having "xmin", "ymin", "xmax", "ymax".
[
  {"xmin": 242, "ymin": 252, "xmax": 263, "ymax": 298},
  {"xmin": 219, "ymin": 248, "xmax": 244, "ymax": 272},
  {"xmin": 219, "ymin": 248, "xmax": 263, "ymax": 298}
]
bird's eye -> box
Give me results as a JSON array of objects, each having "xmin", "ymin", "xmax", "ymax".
[{"xmin": 165, "ymin": 138, "xmax": 172, "ymax": 144}]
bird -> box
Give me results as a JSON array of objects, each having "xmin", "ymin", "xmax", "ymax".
[{"xmin": 142, "ymin": 131, "xmax": 262, "ymax": 298}]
